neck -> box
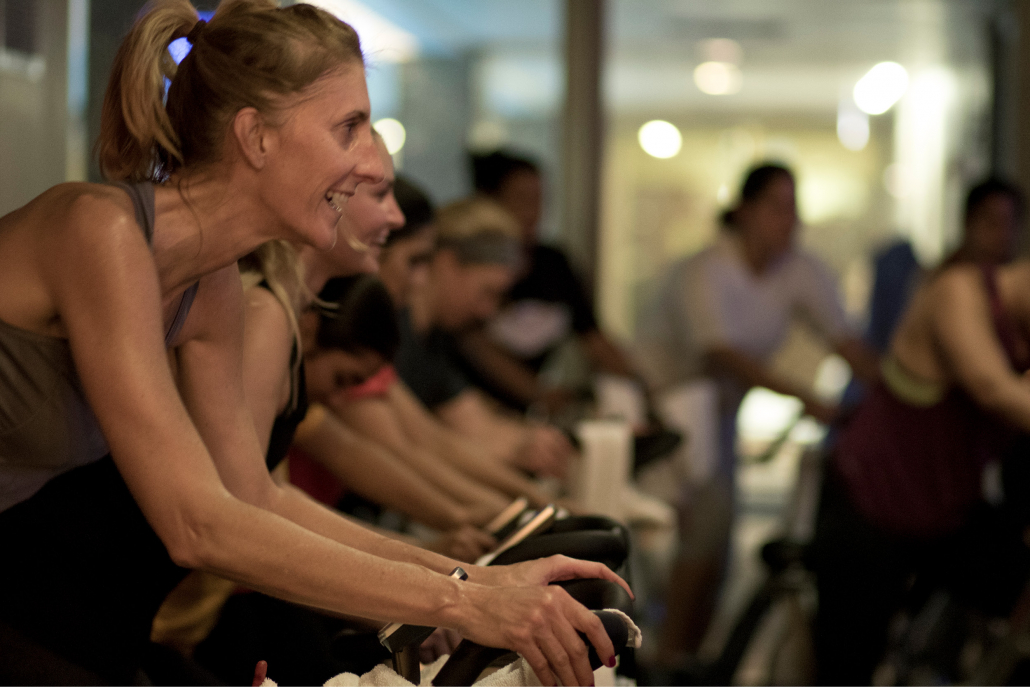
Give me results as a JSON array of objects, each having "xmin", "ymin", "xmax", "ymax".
[
  {"xmin": 736, "ymin": 233, "xmax": 775, "ymax": 276},
  {"xmin": 299, "ymin": 246, "xmax": 335, "ymax": 304},
  {"xmin": 150, "ymin": 167, "xmax": 289, "ymax": 293}
]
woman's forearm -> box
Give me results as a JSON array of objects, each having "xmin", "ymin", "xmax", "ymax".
[
  {"xmin": 459, "ymin": 329, "xmax": 543, "ymax": 405},
  {"xmin": 293, "ymin": 412, "xmax": 471, "ymax": 530},
  {"xmin": 264, "ymin": 482, "xmax": 462, "ymax": 572},
  {"xmin": 437, "ymin": 432, "xmax": 551, "ymax": 505},
  {"xmin": 706, "ymin": 346, "xmax": 817, "ymax": 404},
  {"xmin": 185, "ymin": 486, "xmax": 469, "ymax": 626},
  {"xmin": 437, "ymin": 391, "xmax": 529, "ymax": 464},
  {"xmin": 332, "ymin": 397, "xmax": 510, "ymax": 516}
]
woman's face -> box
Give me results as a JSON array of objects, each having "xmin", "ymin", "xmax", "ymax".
[
  {"xmin": 737, "ymin": 175, "xmax": 798, "ymax": 259},
  {"xmin": 378, "ymin": 226, "xmax": 436, "ymax": 307},
  {"xmin": 304, "ymin": 347, "xmax": 387, "ymax": 404},
  {"xmin": 322, "ymin": 136, "xmax": 405, "ymax": 275},
  {"xmin": 261, "ymin": 65, "xmax": 384, "ymax": 251},
  {"xmin": 966, "ymin": 193, "xmax": 1020, "ymax": 265},
  {"xmin": 433, "ymin": 252, "xmax": 516, "ymax": 331}
]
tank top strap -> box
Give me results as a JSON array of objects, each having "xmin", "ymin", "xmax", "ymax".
[
  {"xmin": 113, "ymin": 181, "xmax": 199, "ymax": 346},
  {"xmin": 113, "ymin": 181, "xmax": 156, "ymax": 243},
  {"xmin": 981, "ymin": 264, "xmax": 1030, "ymax": 372}
]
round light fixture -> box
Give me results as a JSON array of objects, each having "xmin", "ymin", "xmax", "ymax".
[
  {"xmin": 373, "ymin": 118, "xmax": 406, "ymax": 154},
  {"xmin": 694, "ymin": 61, "xmax": 742, "ymax": 96},
  {"xmin": 837, "ymin": 111, "xmax": 869, "ymax": 151},
  {"xmin": 853, "ymin": 62, "xmax": 909, "ymax": 115},
  {"xmin": 638, "ymin": 120, "xmax": 682, "ymax": 159}
]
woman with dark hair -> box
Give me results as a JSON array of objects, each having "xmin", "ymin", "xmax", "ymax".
[{"xmin": 637, "ymin": 163, "xmax": 878, "ymax": 665}]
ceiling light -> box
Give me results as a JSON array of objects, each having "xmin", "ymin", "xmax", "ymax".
[
  {"xmin": 694, "ymin": 61, "xmax": 742, "ymax": 96},
  {"xmin": 638, "ymin": 120, "xmax": 682, "ymax": 159},
  {"xmin": 853, "ymin": 62, "xmax": 908, "ymax": 115},
  {"xmin": 837, "ymin": 110, "xmax": 869, "ymax": 151},
  {"xmin": 374, "ymin": 118, "xmax": 406, "ymax": 154}
]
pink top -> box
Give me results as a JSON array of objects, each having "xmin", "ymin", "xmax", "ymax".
[{"xmin": 341, "ymin": 364, "xmax": 397, "ymax": 402}]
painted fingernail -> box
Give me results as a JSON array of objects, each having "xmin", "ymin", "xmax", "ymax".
[{"xmin": 607, "ymin": 656, "xmax": 617, "ymax": 668}]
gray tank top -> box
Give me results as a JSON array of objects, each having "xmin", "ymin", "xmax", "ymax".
[{"xmin": 0, "ymin": 182, "xmax": 199, "ymax": 512}]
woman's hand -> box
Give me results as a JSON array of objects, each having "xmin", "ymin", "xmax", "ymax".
[
  {"xmin": 467, "ymin": 554, "xmax": 633, "ymax": 599},
  {"xmin": 457, "ymin": 582, "xmax": 616, "ymax": 687},
  {"xmin": 517, "ymin": 425, "xmax": 576, "ymax": 479}
]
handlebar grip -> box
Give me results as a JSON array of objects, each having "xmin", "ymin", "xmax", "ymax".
[{"xmin": 430, "ymin": 610, "xmax": 630, "ymax": 686}]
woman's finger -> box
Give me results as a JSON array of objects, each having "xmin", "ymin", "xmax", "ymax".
[
  {"xmin": 520, "ymin": 641, "xmax": 557, "ymax": 687},
  {"xmin": 543, "ymin": 556, "xmax": 635, "ymax": 599},
  {"xmin": 538, "ymin": 626, "xmax": 585, "ymax": 687},
  {"xmin": 550, "ymin": 603, "xmax": 597, "ymax": 686},
  {"xmin": 569, "ymin": 598, "xmax": 616, "ymax": 673}
]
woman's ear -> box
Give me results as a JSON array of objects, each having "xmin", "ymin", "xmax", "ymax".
[{"xmin": 232, "ymin": 107, "xmax": 273, "ymax": 170}]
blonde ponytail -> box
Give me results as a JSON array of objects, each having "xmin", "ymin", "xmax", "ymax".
[{"xmin": 97, "ymin": 0, "xmax": 196, "ymax": 182}]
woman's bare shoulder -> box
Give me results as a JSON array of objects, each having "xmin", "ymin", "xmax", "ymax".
[
  {"xmin": 4, "ymin": 182, "xmax": 141, "ymax": 248},
  {"xmin": 924, "ymin": 262, "xmax": 984, "ymax": 301}
]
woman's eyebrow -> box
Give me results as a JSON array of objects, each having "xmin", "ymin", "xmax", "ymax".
[{"xmin": 333, "ymin": 110, "xmax": 370, "ymax": 128}]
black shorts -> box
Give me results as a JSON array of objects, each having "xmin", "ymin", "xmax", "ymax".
[{"xmin": 0, "ymin": 456, "xmax": 187, "ymax": 683}]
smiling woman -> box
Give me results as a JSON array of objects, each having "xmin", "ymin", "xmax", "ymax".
[{"xmin": 0, "ymin": 0, "xmax": 627, "ymax": 685}]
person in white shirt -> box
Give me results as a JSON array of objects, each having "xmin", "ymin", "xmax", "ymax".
[{"xmin": 637, "ymin": 163, "xmax": 879, "ymax": 666}]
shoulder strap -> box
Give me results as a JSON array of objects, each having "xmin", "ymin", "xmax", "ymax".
[
  {"xmin": 981, "ymin": 265, "xmax": 1028, "ymax": 371},
  {"xmin": 114, "ymin": 182, "xmax": 155, "ymax": 243}
]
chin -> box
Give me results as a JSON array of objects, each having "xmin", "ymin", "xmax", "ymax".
[{"xmin": 304, "ymin": 220, "xmax": 338, "ymax": 251}]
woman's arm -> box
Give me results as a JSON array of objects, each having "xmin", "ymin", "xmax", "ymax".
[
  {"xmin": 930, "ymin": 267, "xmax": 1030, "ymax": 430},
  {"xmin": 292, "ymin": 405, "xmax": 484, "ymax": 529},
  {"xmin": 705, "ymin": 346, "xmax": 837, "ymax": 423},
  {"xmin": 437, "ymin": 389, "xmax": 575, "ymax": 478},
  {"xmin": 386, "ymin": 381, "xmax": 554, "ymax": 505},
  {"xmin": 834, "ymin": 338, "xmax": 881, "ymax": 384},
  {"xmin": 326, "ymin": 393, "xmax": 511, "ymax": 517},
  {"xmin": 459, "ymin": 328, "xmax": 545, "ymax": 406}
]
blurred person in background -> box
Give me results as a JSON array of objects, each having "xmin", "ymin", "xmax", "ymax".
[
  {"xmin": 456, "ymin": 150, "xmax": 644, "ymax": 417},
  {"xmin": 864, "ymin": 178, "xmax": 1024, "ymax": 358},
  {"xmin": 945, "ymin": 178, "xmax": 1024, "ymax": 268},
  {"xmin": 636, "ymin": 163, "xmax": 879, "ymax": 667},
  {"xmin": 392, "ymin": 194, "xmax": 577, "ymax": 480},
  {"xmin": 811, "ymin": 185, "xmax": 1030, "ymax": 686}
]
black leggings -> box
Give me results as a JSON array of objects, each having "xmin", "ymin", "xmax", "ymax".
[{"xmin": 0, "ymin": 457, "xmax": 187, "ymax": 684}]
